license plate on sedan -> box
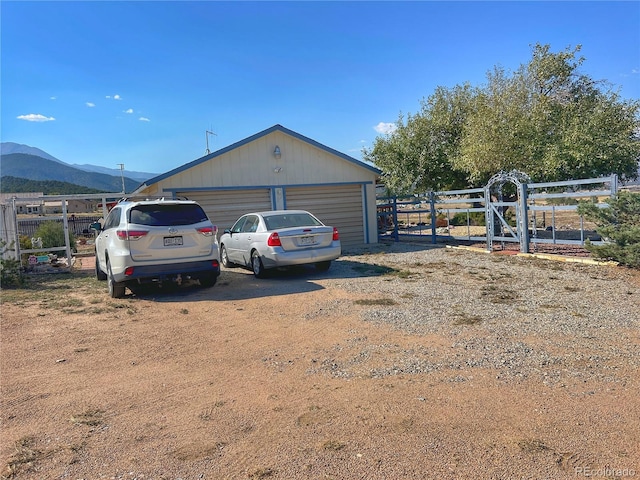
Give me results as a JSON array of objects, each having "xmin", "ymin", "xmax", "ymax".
[
  {"xmin": 164, "ymin": 236, "xmax": 183, "ymax": 246},
  {"xmin": 299, "ymin": 236, "xmax": 315, "ymax": 246}
]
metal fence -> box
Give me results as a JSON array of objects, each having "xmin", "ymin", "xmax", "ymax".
[
  {"xmin": 17, "ymin": 216, "xmax": 102, "ymax": 238},
  {"xmin": 377, "ymin": 173, "xmax": 618, "ymax": 253}
]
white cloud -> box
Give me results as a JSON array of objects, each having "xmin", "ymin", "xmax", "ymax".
[
  {"xmin": 17, "ymin": 114, "xmax": 55, "ymax": 122},
  {"xmin": 106, "ymin": 94, "xmax": 122, "ymax": 100},
  {"xmin": 374, "ymin": 122, "xmax": 397, "ymax": 135},
  {"xmin": 139, "ymin": 117, "xmax": 150, "ymax": 122},
  {"xmin": 86, "ymin": 102, "xmax": 96, "ymax": 107},
  {"xmin": 50, "ymin": 96, "xmax": 57, "ymax": 100},
  {"xmin": 124, "ymin": 108, "xmax": 134, "ymax": 114}
]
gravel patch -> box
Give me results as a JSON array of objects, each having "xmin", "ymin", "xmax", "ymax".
[{"xmin": 310, "ymin": 242, "xmax": 640, "ymax": 385}]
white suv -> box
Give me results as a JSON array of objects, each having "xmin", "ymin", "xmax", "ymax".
[{"xmin": 91, "ymin": 197, "xmax": 220, "ymax": 298}]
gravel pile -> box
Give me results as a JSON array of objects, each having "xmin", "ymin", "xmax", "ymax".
[{"xmin": 310, "ymin": 242, "xmax": 640, "ymax": 385}]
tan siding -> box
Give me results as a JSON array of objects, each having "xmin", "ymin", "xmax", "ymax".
[
  {"xmin": 149, "ymin": 132, "xmax": 374, "ymax": 191},
  {"xmin": 285, "ymin": 185, "xmax": 364, "ymax": 247},
  {"xmin": 135, "ymin": 128, "xmax": 380, "ymax": 245}
]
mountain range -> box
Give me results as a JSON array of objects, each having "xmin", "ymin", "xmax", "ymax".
[{"xmin": 0, "ymin": 142, "xmax": 158, "ymax": 193}]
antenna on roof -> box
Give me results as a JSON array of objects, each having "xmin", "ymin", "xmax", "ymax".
[{"xmin": 205, "ymin": 130, "xmax": 217, "ymax": 155}]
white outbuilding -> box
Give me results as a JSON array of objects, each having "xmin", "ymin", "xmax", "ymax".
[{"xmin": 133, "ymin": 125, "xmax": 381, "ymax": 247}]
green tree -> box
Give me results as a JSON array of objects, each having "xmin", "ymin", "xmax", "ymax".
[
  {"xmin": 365, "ymin": 44, "xmax": 640, "ymax": 194},
  {"xmin": 33, "ymin": 221, "xmax": 77, "ymax": 254},
  {"xmin": 364, "ymin": 84, "xmax": 473, "ymax": 193},
  {"xmin": 577, "ymin": 191, "xmax": 640, "ymax": 267},
  {"xmin": 0, "ymin": 240, "xmax": 25, "ymax": 287}
]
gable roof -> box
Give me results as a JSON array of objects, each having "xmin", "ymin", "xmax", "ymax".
[{"xmin": 137, "ymin": 124, "xmax": 381, "ymax": 190}]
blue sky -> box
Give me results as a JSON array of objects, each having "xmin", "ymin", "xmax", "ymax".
[{"xmin": 1, "ymin": 1, "xmax": 639, "ymax": 175}]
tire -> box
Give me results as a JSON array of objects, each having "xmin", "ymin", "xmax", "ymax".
[
  {"xmin": 107, "ymin": 259, "xmax": 126, "ymax": 298},
  {"xmin": 315, "ymin": 261, "xmax": 331, "ymax": 272},
  {"xmin": 220, "ymin": 244, "xmax": 235, "ymax": 268},
  {"xmin": 251, "ymin": 250, "xmax": 266, "ymax": 278},
  {"xmin": 200, "ymin": 273, "xmax": 217, "ymax": 288},
  {"xmin": 95, "ymin": 255, "xmax": 107, "ymax": 281}
]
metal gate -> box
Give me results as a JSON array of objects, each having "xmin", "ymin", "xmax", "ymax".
[{"xmin": 484, "ymin": 170, "xmax": 531, "ymax": 253}]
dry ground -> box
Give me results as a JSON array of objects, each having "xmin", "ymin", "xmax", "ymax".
[{"xmin": 1, "ymin": 244, "xmax": 639, "ymax": 479}]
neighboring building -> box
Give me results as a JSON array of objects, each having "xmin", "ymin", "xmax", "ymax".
[
  {"xmin": 1, "ymin": 193, "xmax": 96, "ymax": 215},
  {"xmin": 43, "ymin": 199, "xmax": 95, "ymax": 214},
  {"xmin": 0, "ymin": 192, "xmax": 44, "ymax": 214},
  {"xmin": 133, "ymin": 125, "xmax": 381, "ymax": 247}
]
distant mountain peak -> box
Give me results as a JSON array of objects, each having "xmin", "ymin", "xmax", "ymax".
[
  {"xmin": 1, "ymin": 142, "xmax": 64, "ymax": 164},
  {"xmin": 1, "ymin": 142, "xmax": 158, "ymax": 183}
]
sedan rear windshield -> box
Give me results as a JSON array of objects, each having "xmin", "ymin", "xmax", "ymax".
[
  {"xmin": 129, "ymin": 204, "xmax": 209, "ymax": 226},
  {"xmin": 264, "ymin": 213, "xmax": 322, "ymax": 230}
]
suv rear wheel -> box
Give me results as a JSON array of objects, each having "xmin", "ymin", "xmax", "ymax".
[
  {"xmin": 199, "ymin": 273, "xmax": 218, "ymax": 288},
  {"xmin": 107, "ymin": 258, "xmax": 126, "ymax": 298},
  {"xmin": 96, "ymin": 256, "xmax": 107, "ymax": 281}
]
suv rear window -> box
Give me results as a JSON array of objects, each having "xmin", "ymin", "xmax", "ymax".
[{"xmin": 129, "ymin": 204, "xmax": 209, "ymax": 226}]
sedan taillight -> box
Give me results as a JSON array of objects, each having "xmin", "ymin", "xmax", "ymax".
[
  {"xmin": 117, "ymin": 230, "xmax": 148, "ymax": 240},
  {"xmin": 267, "ymin": 232, "xmax": 281, "ymax": 247},
  {"xmin": 333, "ymin": 227, "xmax": 340, "ymax": 241}
]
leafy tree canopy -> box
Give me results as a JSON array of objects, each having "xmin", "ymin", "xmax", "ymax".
[{"xmin": 364, "ymin": 44, "xmax": 640, "ymax": 194}]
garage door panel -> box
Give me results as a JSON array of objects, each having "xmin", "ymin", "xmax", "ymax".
[
  {"xmin": 179, "ymin": 189, "xmax": 273, "ymax": 234},
  {"xmin": 286, "ymin": 185, "xmax": 364, "ymax": 247}
]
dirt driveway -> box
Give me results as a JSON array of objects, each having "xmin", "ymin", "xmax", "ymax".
[{"xmin": 2, "ymin": 243, "xmax": 639, "ymax": 479}]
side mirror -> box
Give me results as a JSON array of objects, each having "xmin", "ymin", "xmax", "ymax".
[{"xmin": 90, "ymin": 222, "xmax": 102, "ymax": 232}]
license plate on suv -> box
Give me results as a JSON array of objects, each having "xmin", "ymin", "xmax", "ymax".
[{"xmin": 164, "ymin": 236, "xmax": 183, "ymax": 246}]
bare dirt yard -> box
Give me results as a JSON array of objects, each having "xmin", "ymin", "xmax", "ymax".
[{"xmin": 2, "ymin": 243, "xmax": 639, "ymax": 479}]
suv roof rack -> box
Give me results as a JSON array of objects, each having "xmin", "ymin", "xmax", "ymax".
[{"xmin": 117, "ymin": 195, "xmax": 190, "ymax": 203}]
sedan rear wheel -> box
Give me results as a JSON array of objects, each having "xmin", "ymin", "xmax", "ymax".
[
  {"xmin": 107, "ymin": 259, "xmax": 126, "ymax": 298},
  {"xmin": 220, "ymin": 244, "xmax": 235, "ymax": 268},
  {"xmin": 315, "ymin": 261, "xmax": 331, "ymax": 272},
  {"xmin": 251, "ymin": 250, "xmax": 266, "ymax": 278}
]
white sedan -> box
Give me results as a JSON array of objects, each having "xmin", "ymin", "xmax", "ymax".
[{"xmin": 219, "ymin": 210, "xmax": 341, "ymax": 278}]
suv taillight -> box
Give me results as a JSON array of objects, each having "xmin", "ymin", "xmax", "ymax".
[
  {"xmin": 267, "ymin": 232, "xmax": 281, "ymax": 247},
  {"xmin": 117, "ymin": 230, "xmax": 149, "ymax": 240},
  {"xmin": 332, "ymin": 227, "xmax": 339, "ymax": 241},
  {"xmin": 197, "ymin": 226, "xmax": 217, "ymax": 236}
]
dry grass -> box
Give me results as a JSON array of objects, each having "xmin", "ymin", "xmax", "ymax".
[
  {"xmin": 518, "ymin": 438, "xmax": 551, "ymax": 453},
  {"xmin": 5, "ymin": 437, "xmax": 41, "ymax": 477},
  {"xmin": 355, "ymin": 298, "xmax": 398, "ymax": 306},
  {"xmin": 480, "ymin": 284, "xmax": 519, "ymax": 304},
  {"xmin": 453, "ymin": 314, "xmax": 483, "ymax": 325},
  {"xmin": 249, "ymin": 467, "xmax": 276, "ymax": 478},
  {"xmin": 321, "ymin": 440, "xmax": 346, "ymax": 451},
  {"xmin": 70, "ymin": 409, "xmax": 104, "ymax": 427}
]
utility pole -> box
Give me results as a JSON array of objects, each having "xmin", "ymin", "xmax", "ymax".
[{"xmin": 117, "ymin": 163, "xmax": 126, "ymax": 194}]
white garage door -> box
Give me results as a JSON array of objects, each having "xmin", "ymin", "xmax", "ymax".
[
  {"xmin": 180, "ymin": 189, "xmax": 273, "ymax": 234},
  {"xmin": 285, "ymin": 185, "xmax": 364, "ymax": 247}
]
